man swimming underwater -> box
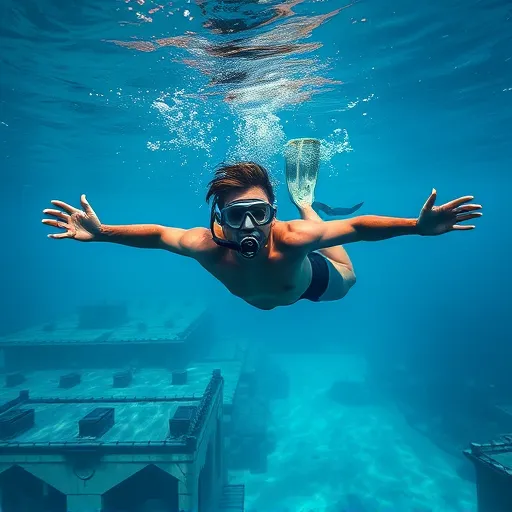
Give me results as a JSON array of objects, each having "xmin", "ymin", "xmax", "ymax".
[{"xmin": 42, "ymin": 139, "xmax": 482, "ymax": 311}]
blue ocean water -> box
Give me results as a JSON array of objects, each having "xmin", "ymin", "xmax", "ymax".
[{"xmin": 0, "ymin": 0, "xmax": 511, "ymax": 511}]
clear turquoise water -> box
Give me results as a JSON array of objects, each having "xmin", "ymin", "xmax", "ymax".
[{"xmin": 1, "ymin": 0, "xmax": 511, "ymax": 510}]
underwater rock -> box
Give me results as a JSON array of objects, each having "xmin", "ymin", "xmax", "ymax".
[{"xmin": 327, "ymin": 380, "xmax": 374, "ymax": 407}]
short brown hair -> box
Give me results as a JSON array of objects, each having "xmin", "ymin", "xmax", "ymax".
[{"xmin": 206, "ymin": 161, "xmax": 275, "ymax": 207}]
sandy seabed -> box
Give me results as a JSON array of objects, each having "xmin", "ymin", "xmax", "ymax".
[{"xmin": 239, "ymin": 354, "xmax": 476, "ymax": 512}]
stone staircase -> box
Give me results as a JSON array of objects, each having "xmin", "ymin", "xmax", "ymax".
[{"xmin": 218, "ymin": 484, "xmax": 245, "ymax": 511}]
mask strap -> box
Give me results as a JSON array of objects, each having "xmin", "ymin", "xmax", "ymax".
[{"xmin": 210, "ymin": 199, "xmax": 240, "ymax": 252}]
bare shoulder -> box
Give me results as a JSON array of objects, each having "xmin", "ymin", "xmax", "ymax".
[
  {"xmin": 274, "ymin": 220, "xmax": 320, "ymax": 249},
  {"xmin": 180, "ymin": 227, "xmax": 217, "ymax": 254}
]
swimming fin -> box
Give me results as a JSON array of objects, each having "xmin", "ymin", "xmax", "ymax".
[
  {"xmin": 284, "ymin": 137, "xmax": 321, "ymax": 208},
  {"xmin": 312, "ymin": 200, "xmax": 364, "ymax": 217},
  {"xmin": 284, "ymin": 137, "xmax": 364, "ymax": 217}
]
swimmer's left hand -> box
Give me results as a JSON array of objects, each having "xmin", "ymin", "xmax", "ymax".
[{"xmin": 417, "ymin": 189, "xmax": 482, "ymax": 236}]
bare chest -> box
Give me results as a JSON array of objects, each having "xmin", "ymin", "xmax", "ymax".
[{"xmin": 206, "ymin": 252, "xmax": 308, "ymax": 301}]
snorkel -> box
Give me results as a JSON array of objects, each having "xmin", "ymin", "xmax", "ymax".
[{"xmin": 210, "ymin": 198, "xmax": 274, "ymax": 259}]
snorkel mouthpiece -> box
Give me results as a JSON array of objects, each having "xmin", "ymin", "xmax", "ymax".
[{"xmin": 239, "ymin": 234, "xmax": 261, "ymax": 259}]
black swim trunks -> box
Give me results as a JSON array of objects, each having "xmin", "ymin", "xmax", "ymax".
[{"xmin": 300, "ymin": 251, "xmax": 330, "ymax": 302}]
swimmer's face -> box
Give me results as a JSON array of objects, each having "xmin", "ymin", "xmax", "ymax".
[{"xmin": 220, "ymin": 186, "xmax": 275, "ymax": 244}]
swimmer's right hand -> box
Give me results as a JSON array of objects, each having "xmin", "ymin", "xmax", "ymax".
[{"xmin": 42, "ymin": 194, "xmax": 102, "ymax": 241}]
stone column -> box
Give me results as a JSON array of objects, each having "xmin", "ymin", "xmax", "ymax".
[
  {"xmin": 217, "ymin": 415, "xmax": 226, "ymax": 486},
  {"xmin": 209, "ymin": 440, "xmax": 218, "ymax": 508},
  {"xmin": 66, "ymin": 494, "xmax": 103, "ymax": 512},
  {"xmin": 178, "ymin": 471, "xmax": 198, "ymax": 512}
]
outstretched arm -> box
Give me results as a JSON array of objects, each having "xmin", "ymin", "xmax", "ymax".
[
  {"xmin": 42, "ymin": 194, "xmax": 208, "ymax": 257},
  {"xmin": 296, "ymin": 215, "xmax": 419, "ymax": 250},
  {"xmin": 286, "ymin": 190, "xmax": 482, "ymax": 250},
  {"xmin": 96, "ymin": 224, "xmax": 205, "ymax": 256}
]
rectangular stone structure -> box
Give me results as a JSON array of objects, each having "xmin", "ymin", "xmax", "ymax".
[{"xmin": 78, "ymin": 407, "xmax": 115, "ymax": 438}]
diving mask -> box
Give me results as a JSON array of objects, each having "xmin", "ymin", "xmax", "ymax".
[
  {"xmin": 210, "ymin": 198, "xmax": 276, "ymax": 258},
  {"xmin": 216, "ymin": 199, "xmax": 276, "ymax": 229}
]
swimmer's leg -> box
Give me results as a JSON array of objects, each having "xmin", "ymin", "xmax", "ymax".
[
  {"xmin": 284, "ymin": 136, "xmax": 357, "ymax": 298},
  {"xmin": 298, "ymin": 204, "xmax": 356, "ymax": 300}
]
